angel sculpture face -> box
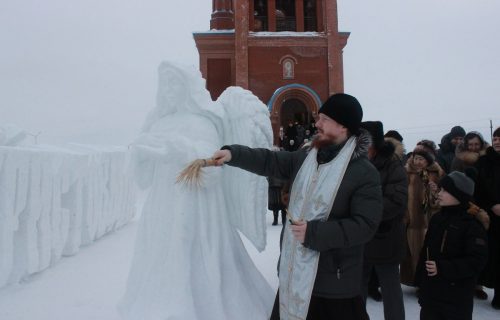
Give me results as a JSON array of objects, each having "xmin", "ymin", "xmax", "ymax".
[{"xmin": 156, "ymin": 68, "xmax": 188, "ymax": 117}]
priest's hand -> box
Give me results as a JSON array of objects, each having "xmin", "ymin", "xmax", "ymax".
[
  {"xmin": 290, "ymin": 220, "xmax": 307, "ymax": 243},
  {"xmin": 212, "ymin": 149, "xmax": 232, "ymax": 166}
]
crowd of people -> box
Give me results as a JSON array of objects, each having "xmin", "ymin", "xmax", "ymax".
[
  {"xmin": 255, "ymin": 94, "xmax": 500, "ymax": 320},
  {"xmin": 279, "ymin": 120, "xmax": 317, "ymax": 152}
]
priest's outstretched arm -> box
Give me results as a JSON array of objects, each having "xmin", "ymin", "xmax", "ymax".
[{"xmin": 213, "ymin": 144, "xmax": 307, "ymax": 181}]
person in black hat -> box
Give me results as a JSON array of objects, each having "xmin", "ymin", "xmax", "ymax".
[
  {"xmin": 360, "ymin": 121, "xmax": 407, "ymax": 320},
  {"xmin": 212, "ymin": 93, "xmax": 382, "ymax": 320},
  {"xmin": 384, "ymin": 130, "xmax": 407, "ymax": 163},
  {"xmin": 384, "ymin": 130, "xmax": 404, "ymax": 143},
  {"xmin": 415, "ymin": 171, "xmax": 488, "ymax": 320},
  {"xmin": 437, "ymin": 126, "xmax": 466, "ymax": 173}
]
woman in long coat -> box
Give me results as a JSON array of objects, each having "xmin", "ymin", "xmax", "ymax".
[
  {"xmin": 400, "ymin": 147, "xmax": 444, "ymax": 286},
  {"xmin": 475, "ymin": 127, "xmax": 500, "ymax": 309}
]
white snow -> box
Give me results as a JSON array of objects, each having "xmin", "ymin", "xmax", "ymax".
[
  {"xmin": 0, "ymin": 213, "xmax": 497, "ymax": 320},
  {"xmin": 0, "ymin": 144, "xmax": 137, "ymax": 289}
]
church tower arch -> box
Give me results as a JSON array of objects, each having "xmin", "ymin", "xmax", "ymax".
[{"xmin": 268, "ymin": 84, "xmax": 321, "ymax": 145}]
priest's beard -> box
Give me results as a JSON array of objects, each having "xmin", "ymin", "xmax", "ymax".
[{"xmin": 311, "ymin": 135, "xmax": 336, "ymax": 150}]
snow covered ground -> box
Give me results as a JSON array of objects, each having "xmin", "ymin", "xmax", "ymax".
[{"xmin": 0, "ymin": 213, "xmax": 497, "ymax": 320}]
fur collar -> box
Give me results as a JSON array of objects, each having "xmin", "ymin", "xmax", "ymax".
[
  {"xmin": 385, "ymin": 137, "xmax": 405, "ymax": 159},
  {"xmin": 353, "ymin": 129, "xmax": 372, "ymax": 160},
  {"xmin": 406, "ymin": 158, "xmax": 444, "ymax": 175},
  {"xmin": 455, "ymin": 142, "xmax": 488, "ymax": 165}
]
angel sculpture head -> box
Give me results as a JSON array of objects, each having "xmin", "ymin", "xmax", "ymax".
[
  {"xmin": 142, "ymin": 61, "xmax": 215, "ymax": 132},
  {"xmin": 156, "ymin": 61, "xmax": 212, "ymax": 116}
]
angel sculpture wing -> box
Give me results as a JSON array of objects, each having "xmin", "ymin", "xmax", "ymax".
[{"xmin": 217, "ymin": 87, "xmax": 273, "ymax": 252}]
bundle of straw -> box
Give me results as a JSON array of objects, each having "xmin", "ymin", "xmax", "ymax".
[{"xmin": 176, "ymin": 158, "xmax": 219, "ymax": 187}]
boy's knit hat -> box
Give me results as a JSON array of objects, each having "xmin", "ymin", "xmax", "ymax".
[{"xmin": 439, "ymin": 170, "xmax": 475, "ymax": 205}]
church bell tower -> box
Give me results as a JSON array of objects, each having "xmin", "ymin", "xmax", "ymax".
[{"xmin": 193, "ymin": 0, "xmax": 350, "ymax": 145}]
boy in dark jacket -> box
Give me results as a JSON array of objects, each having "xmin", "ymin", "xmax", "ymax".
[{"xmin": 415, "ymin": 171, "xmax": 488, "ymax": 320}]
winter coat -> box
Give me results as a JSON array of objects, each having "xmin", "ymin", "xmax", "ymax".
[
  {"xmin": 415, "ymin": 205, "xmax": 488, "ymax": 317},
  {"xmin": 268, "ymin": 176, "xmax": 286, "ymax": 211},
  {"xmin": 364, "ymin": 138, "xmax": 408, "ymax": 264},
  {"xmin": 284, "ymin": 125, "xmax": 297, "ymax": 141},
  {"xmin": 437, "ymin": 133, "xmax": 456, "ymax": 174},
  {"xmin": 450, "ymin": 142, "xmax": 488, "ymax": 173},
  {"xmin": 400, "ymin": 160, "xmax": 444, "ymax": 285},
  {"xmin": 475, "ymin": 147, "xmax": 500, "ymax": 288},
  {"xmin": 223, "ymin": 132, "xmax": 383, "ymax": 299}
]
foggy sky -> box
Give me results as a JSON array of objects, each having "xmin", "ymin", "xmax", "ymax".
[{"xmin": 1, "ymin": 0, "xmax": 499, "ymax": 149}]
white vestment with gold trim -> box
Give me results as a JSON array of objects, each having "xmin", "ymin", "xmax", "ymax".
[{"xmin": 279, "ymin": 137, "xmax": 356, "ymax": 320}]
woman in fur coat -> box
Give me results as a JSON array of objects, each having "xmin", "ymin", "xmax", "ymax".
[{"xmin": 400, "ymin": 146, "xmax": 444, "ymax": 286}]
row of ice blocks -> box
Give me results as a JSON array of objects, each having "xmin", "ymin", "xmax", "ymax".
[{"xmin": 0, "ymin": 144, "xmax": 137, "ymax": 289}]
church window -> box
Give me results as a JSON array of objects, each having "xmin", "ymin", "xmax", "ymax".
[
  {"xmin": 304, "ymin": 0, "xmax": 317, "ymax": 31},
  {"xmin": 276, "ymin": 0, "xmax": 296, "ymax": 31},
  {"xmin": 254, "ymin": 0, "xmax": 268, "ymax": 31}
]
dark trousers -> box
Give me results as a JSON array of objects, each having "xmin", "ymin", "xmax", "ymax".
[
  {"xmin": 362, "ymin": 263, "xmax": 405, "ymax": 320},
  {"xmin": 420, "ymin": 305, "xmax": 471, "ymax": 320},
  {"xmin": 368, "ymin": 269, "xmax": 380, "ymax": 293},
  {"xmin": 270, "ymin": 291, "xmax": 369, "ymax": 320},
  {"xmin": 273, "ymin": 210, "xmax": 286, "ymax": 225}
]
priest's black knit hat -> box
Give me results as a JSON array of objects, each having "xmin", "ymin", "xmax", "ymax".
[
  {"xmin": 439, "ymin": 170, "xmax": 475, "ymax": 205},
  {"xmin": 318, "ymin": 93, "xmax": 363, "ymax": 135},
  {"xmin": 360, "ymin": 121, "xmax": 384, "ymax": 149}
]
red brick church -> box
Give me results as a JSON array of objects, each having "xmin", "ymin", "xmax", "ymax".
[{"xmin": 193, "ymin": 0, "xmax": 349, "ymax": 144}]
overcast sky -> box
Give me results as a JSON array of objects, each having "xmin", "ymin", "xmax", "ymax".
[{"xmin": 1, "ymin": 0, "xmax": 499, "ymax": 149}]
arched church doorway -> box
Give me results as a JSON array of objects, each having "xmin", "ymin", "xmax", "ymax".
[
  {"xmin": 280, "ymin": 98, "xmax": 311, "ymax": 129},
  {"xmin": 268, "ymin": 84, "xmax": 321, "ymax": 147}
]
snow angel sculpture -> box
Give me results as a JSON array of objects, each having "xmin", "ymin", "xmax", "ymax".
[{"xmin": 119, "ymin": 61, "xmax": 274, "ymax": 320}]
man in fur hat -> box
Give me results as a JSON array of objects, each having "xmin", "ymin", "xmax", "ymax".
[{"xmin": 213, "ymin": 93, "xmax": 383, "ymax": 320}]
